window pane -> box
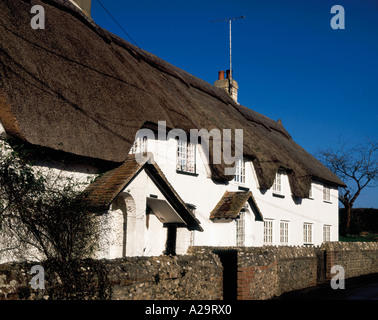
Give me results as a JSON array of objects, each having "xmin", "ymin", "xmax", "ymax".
[
  {"xmin": 234, "ymin": 159, "xmax": 245, "ymax": 183},
  {"xmin": 130, "ymin": 136, "xmax": 148, "ymax": 154},
  {"xmin": 280, "ymin": 221, "xmax": 289, "ymax": 244},
  {"xmin": 323, "ymin": 225, "xmax": 330, "ymax": 242},
  {"xmin": 236, "ymin": 212, "xmax": 245, "ymax": 246},
  {"xmin": 303, "ymin": 223, "xmax": 312, "ymax": 244},
  {"xmin": 323, "ymin": 186, "xmax": 330, "ymax": 202},
  {"xmin": 273, "ymin": 172, "xmax": 282, "ymax": 192},
  {"xmin": 264, "ymin": 220, "xmax": 273, "ymax": 245},
  {"xmin": 177, "ymin": 141, "xmax": 196, "ymax": 173}
]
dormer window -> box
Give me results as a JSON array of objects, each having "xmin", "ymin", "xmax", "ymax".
[
  {"xmin": 129, "ymin": 136, "xmax": 147, "ymax": 154},
  {"xmin": 309, "ymin": 183, "xmax": 313, "ymax": 199},
  {"xmin": 323, "ymin": 185, "xmax": 331, "ymax": 202},
  {"xmin": 234, "ymin": 159, "xmax": 245, "ymax": 184},
  {"xmin": 272, "ymin": 171, "xmax": 282, "ymax": 194},
  {"xmin": 177, "ymin": 140, "xmax": 196, "ymax": 174}
]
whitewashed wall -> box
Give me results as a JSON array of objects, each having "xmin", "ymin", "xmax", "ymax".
[
  {"xmin": 0, "ymin": 119, "xmax": 340, "ymax": 261},
  {"xmin": 96, "ymin": 169, "xmax": 191, "ymax": 259},
  {"xmin": 147, "ymin": 135, "xmax": 339, "ymax": 249}
]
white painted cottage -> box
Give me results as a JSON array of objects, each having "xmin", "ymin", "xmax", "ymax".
[{"xmin": 0, "ymin": 0, "xmax": 345, "ymax": 260}]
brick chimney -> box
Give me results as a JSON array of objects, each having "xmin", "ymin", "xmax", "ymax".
[
  {"xmin": 213, "ymin": 70, "xmax": 239, "ymax": 103},
  {"xmin": 69, "ymin": 0, "xmax": 91, "ymax": 18}
]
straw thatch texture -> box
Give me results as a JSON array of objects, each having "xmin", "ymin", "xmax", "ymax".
[
  {"xmin": 0, "ymin": 0, "xmax": 345, "ymax": 199},
  {"xmin": 210, "ymin": 191, "xmax": 262, "ymax": 220}
]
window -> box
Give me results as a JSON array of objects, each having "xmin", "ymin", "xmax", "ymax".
[
  {"xmin": 303, "ymin": 223, "xmax": 313, "ymax": 245},
  {"xmin": 177, "ymin": 140, "xmax": 196, "ymax": 173},
  {"xmin": 190, "ymin": 230, "xmax": 195, "ymax": 246},
  {"xmin": 323, "ymin": 225, "xmax": 331, "ymax": 242},
  {"xmin": 280, "ymin": 221, "xmax": 289, "ymax": 244},
  {"xmin": 323, "ymin": 185, "xmax": 331, "ymax": 202},
  {"xmin": 236, "ymin": 211, "xmax": 245, "ymax": 246},
  {"xmin": 189, "ymin": 206, "xmax": 196, "ymax": 246},
  {"xmin": 309, "ymin": 184, "xmax": 313, "ymax": 199},
  {"xmin": 264, "ymin": 219, "xmax": 273, "ymax": 245},
  {"xmin": 234, "ymin": 159, "xmax": 245, "ymax": 184},
  {"xmin": 129, "ymin": 136, "xmax": 147, "ymax": 154},
  {"xmin": 272, "ymin": 172, "xmax": 282, "ymax": 194}
]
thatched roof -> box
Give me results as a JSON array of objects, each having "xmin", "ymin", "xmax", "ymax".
[
  {"xmin": 84, "ymin": 153, "xmax": 202, "ymax": 231},
  {"xmin": 0, "ymin": 0, "xmax": 345, "ymax": 199},
  {"xmin": 210, "ymin": 191, "xmax": 263, "ymax": 221}
]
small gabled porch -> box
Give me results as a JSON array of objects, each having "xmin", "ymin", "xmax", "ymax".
[{"xmin": 84, "ymin": 154, "xmax": 202, "ymax": 258}]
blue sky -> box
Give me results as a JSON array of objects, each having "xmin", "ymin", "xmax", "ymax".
[{"xmin": 91, "ymin": 0, "xmax": 378, "ymax": 208}]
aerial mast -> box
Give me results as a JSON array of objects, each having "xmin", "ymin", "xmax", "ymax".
[{"xmin": 212, "ymin": 15, "xmax": 245, "ymax": 82}]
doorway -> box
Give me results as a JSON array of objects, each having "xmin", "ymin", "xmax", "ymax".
[{"xmin": 213, "ymin": 249, "xmax": 238, "ymax": 300}]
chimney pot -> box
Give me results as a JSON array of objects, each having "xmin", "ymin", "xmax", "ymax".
[{"xmin": 214, "ymin": 69, "xmax": 238, "ymax": 103}]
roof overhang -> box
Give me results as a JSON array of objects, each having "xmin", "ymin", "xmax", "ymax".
[
  {"xmin": 210, "ymin": 191, "xmax": 263, "ymax": 222},
  {"xmin": 147, "ymin": 197, "xmax": 186, "ymax": 225},
  {"xmin": 84, "ymin": 154, "xmax": 202, "ymax": 231}
]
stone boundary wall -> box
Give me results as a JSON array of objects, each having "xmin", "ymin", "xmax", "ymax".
[
  {"xmin": 105, "ymin": 254, "xmax": 223, "ymax": 300},
  {"xmin": 0, "ymin": 242, "xmax": 377, "ymax": 300},
  {"xmin": 189, "ymin": 246, "xmax": 318, "ymax": 300},
  {"xmin": 0, "ymin": 253, "xmax": 223, "ymax": 300},
  {"xmin": 322, "ymin": 242, "xmax": 378, "ymax": 281},
  {"xmin": 190, "ymin": 242, "xmax": 378, "ymax": 300}
]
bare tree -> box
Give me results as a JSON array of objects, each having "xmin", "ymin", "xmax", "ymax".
[{"xmin": 317, "ymin": 139, "xmax": 378, "ymax": 234}]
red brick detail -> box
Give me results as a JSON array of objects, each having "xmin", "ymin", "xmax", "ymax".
[{"xmin": 237, "ymin": 267, "xmax": 255, "ymax": 300}]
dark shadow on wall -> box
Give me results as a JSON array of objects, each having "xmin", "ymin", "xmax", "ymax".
[{"xmin": 212, "ymin": 249, "xmax": 238, "ymax": 300}]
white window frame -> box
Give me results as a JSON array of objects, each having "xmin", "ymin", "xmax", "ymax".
[
  {"xmin": 264, "ymin": 219, "xmax": 274, "ymax": 245},
  {"xmin": 234, "ymin": 158, "xmax": 245, "ymax": 184},
  {"xmin": 188, "ymin": 207, "xmax": 196, "ymax": 246},
  {"xmin": 303, "ymin": 223, "xmax": 313, "ymax": 245},
  {"xmin": 323, "ymin": 185, "xmax": 331, "ymax": 202},
  {"xmin": 323, "ymin": 225, "xmax": 331, "ymax": 242},
  {"xmin": 129, "ymin": 136, "xmax": 147, "ymax": 154},
  {"xmin": 272, "ymin": 171, "xmax": 282, "ymax": 194},
  {"xmin": 309, "ymin": 183, "xmax": 313, "ymax": 199},
  {"xmin": 177, "ymin": 140, "xmax": 196, "ymax": 174},
  {"xmin": 280, "ymin": 220, "xmax": 289, "ymax": 244},
  {"xmin": 190, "ymin": 230, "xmax": 195, "ymax": 246},
  {"xmin": 236, "ymin": 211, "xmax": 245, "ymax": 246}
]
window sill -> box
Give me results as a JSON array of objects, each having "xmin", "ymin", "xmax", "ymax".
[
  {"xmin": 272, "ymin": 192, "xmax": 285, "ymax": 199},
  {"xmin": 232, "ymin": 181, "xmax": 246, "ymax": 187},
  {"xmin": 323, "ymin": 200, "xmax": 332, "ymax": 204},
  {"xmin": 176, "ymin": 170, "xmax": 199, "ymax": 177}
]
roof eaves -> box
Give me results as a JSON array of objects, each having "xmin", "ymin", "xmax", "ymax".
[
  {"xmin": 145, "ymin": 161, "xmax": 203, "ymax": 232},
  {"xmin": 209, "ymin": 191, "xmax": 264, "ymax": 221}
]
